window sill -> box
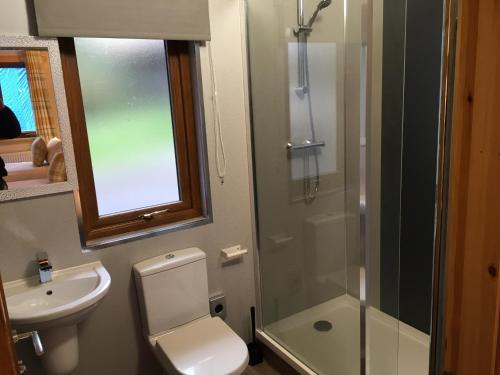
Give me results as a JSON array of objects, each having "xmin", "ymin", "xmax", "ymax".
[
  {"xmin": 81, "ymin": 214, "xmax": 213, "ymax": 251},
  {"xmin": 0, "ymin": 137, "xmax": 35, "ymax": 154}
]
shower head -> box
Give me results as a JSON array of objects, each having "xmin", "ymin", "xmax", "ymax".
[
  {"xmin": 318, "ymin": 0, "xmax": 332, "ymax": 10},
  {"xmin": 307, "ymin": 0, "xmax": 332, "ymax": 27}
]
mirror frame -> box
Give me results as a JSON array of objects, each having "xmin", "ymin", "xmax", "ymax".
[{"xmin": 0, "ymin": 36, "xmax": 77, "ymax": 201}]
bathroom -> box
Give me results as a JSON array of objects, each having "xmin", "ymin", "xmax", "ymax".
[{"xmin": 0, "ymin": 0, "xmax": 499, "ymax": 375}]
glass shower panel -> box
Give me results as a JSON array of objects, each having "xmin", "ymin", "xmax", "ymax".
[
  {"xmin": 247, "ymin": 0, "xmax": 446, "ymax": 372},
  {"xmin": 247, "ymin": 0, "xmax": 411, "ymax": 373},
  {"xmin": 363, "ymin": 0, "xmax": 401, "ymax": 374},
  {"xmin": 247, "ymin": 0, "xmax": 366, "ymax": 373}
]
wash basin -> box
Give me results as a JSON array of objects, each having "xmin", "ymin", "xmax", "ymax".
[
  {"xmin": 4, "ymin": 261, "xmax": 111, "ymax": 329},
  {"xmin": 5, "ymin": 261, "xmax": 110, "ymax": 328},
  {"xmin": 3, "ymin": 261, "xmax": 111, "ymax": 375}
]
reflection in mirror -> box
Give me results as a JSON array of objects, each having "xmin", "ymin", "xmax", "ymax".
[{"xmin": 0, "ymin": 48, "xmax": 66, "ymax": 190}]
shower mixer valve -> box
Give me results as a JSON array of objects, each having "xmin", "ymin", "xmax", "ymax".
[{"xmin": 287, "ymin": 140, "xmax": 326, "ymax": 152}]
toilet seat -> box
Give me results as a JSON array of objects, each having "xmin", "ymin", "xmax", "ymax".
[{"xmin": 153, "ymin": 316, "xmax": 248, "ymax": 375}]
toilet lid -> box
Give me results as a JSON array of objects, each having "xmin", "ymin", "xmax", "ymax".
[{"xmin": 155, "ymin": 317, "xmax": 248, "ymax": 375}]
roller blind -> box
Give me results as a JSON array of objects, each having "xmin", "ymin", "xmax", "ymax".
[{"xmin": 33, "ymin": 0, "xmax": 211, "ymax": 41}]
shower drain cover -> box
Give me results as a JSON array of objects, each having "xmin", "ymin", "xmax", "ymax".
[{"xmin": 313, "ymin": 320, "xmax": 333, "ymax": 332}]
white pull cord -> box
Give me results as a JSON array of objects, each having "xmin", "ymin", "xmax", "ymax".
[{"xmin": 208, "ymin": 41, "xmax": 227, "ymax": 184}]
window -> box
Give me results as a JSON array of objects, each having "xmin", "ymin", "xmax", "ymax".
[
  {"xmin": 0, "ymin": 49, "xmax": 61, "ymax": 140},
  {"xmin": 0, "ymin": 67, "xmax": 36, "ymax": 135},
  {"xmin": 59, "ymin": 38, "xmax": 205, "ymax": 242}
]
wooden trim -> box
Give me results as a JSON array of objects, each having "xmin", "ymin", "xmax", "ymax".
[
  {"xmin": 0, "ymin": 50, "xmax": 26, "ymax": 67},
  {"xmin": 18, "ymin": 132, "xmax": 37, "ymax": 139},
  {"xmin": 430, "ymin": 0, "xmax": 456, "ymax": 369},
  {"xmin": 0, "ymin": 138, "xmax": 34, "ymax": 154},
  {"xmin": 443, "ymin": 0, "xmax": 500, "ymax": 373},
  {"xmin": 170, "ymin": 41, "xmax": 202, "ymax": 213},
  {"xmin": 59, "ymin": 38, "xmax": 202, "ymax": 242},
  {"xmin": 0, "ymin": 63, "xmax": 25, "ymax": 69},
  {"xmin": 0, "ymin": 274, "xmax": 18, "ymax": 375},
  {"xmin": 443, "ymin": 0, "xmax": 478, "ymax": 370}
]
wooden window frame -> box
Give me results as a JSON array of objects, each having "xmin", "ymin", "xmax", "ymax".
[{"xmin": 59, "ymin": 38, "xmax": 203, "ymax": 242}]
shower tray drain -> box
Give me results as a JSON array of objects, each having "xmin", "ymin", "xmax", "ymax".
[{"xmin": 313, "ymin": 320, "xmax": 333, "ymax": 332}]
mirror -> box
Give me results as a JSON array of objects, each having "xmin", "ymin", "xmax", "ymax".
[{"xmin": 0, "ymin": 37, "xmax": 77, "ymax": 201}]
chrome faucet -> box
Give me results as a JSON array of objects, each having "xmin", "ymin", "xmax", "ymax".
[{"xmin": 36, "ymin": 252, "xmax": 52, "ymax": 284}]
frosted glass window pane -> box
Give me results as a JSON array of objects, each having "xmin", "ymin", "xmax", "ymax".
[{"xmin": 74, "ymin": 38, "xmax": 179, "ymax": 217}]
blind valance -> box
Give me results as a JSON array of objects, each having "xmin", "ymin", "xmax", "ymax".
[{"xmin": 33, "ymin": 0, "xmax": 211, "ymax": 41}]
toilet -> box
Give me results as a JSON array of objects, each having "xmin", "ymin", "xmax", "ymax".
[{"xmin": 133, "ymin": 248, "xmax": 249, "ymax": 375}]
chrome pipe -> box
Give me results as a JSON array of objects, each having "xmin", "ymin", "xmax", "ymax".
[
  {"xmin": 298, "ymin": 0, "xmax": 305, "ymax": 26},
  {"xmin": 12, "ymin": 330, "xmax": 44, "ymax": 356}
]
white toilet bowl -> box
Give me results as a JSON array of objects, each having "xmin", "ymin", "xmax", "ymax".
[{"xmin": 150, "ymin": 316, "xmax": 248, "ymax": 375}]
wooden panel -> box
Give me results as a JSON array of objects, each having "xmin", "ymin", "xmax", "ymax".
[
  {"xmin": 443, "ymin": 0, "xmax": 500, "ymax": 373},
  {"xmin": 0, "ymin": 274, "xmax": 18, "ymax": 375},
  {"xmin": 442, "ymin": 0, "xmax": 479, "ymax": 370}
]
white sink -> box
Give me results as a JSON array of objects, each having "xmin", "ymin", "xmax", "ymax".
[
  {"xmin": 5, "ymin": 261, "xmax": 110, "ymax": 329},
  {"xmin": 3, "ymin": 261, "xmax": 111, "ymax": 375}
]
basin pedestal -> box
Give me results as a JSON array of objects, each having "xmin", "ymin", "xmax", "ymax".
[{"xmin": 40, "ymin": 325, "xmax": 79, "ymax": 375}]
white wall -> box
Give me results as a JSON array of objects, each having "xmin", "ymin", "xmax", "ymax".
[
  {"xmin": 0, "ymin": 1, "xmax": 35, "ymax": 36},
  {"xmin": 0, "ymin": 1, "xmax": 256, "ymax": 374}
]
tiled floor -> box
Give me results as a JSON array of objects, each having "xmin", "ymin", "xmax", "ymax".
[{"xmin": 244, "ymin": 361, "xmax": 283, "ymax": 375}]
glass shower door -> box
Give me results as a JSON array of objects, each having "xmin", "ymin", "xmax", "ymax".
[
  {"xmin": 246, "ymin": 0, "xmax": 416, "ymax": 374},
  {"xmin": 247, "ymin": 0, "xmax": 366, "ymax": 374}
]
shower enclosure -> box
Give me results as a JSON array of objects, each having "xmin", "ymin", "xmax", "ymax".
[{"xmin": 246, "ymin": 0, "xmax": 450, "ymax": 373}]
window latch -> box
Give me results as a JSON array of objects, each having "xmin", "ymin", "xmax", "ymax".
[{"xmin": 138, "ymin": 209, "xmax": 170, "ymax": 221}]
